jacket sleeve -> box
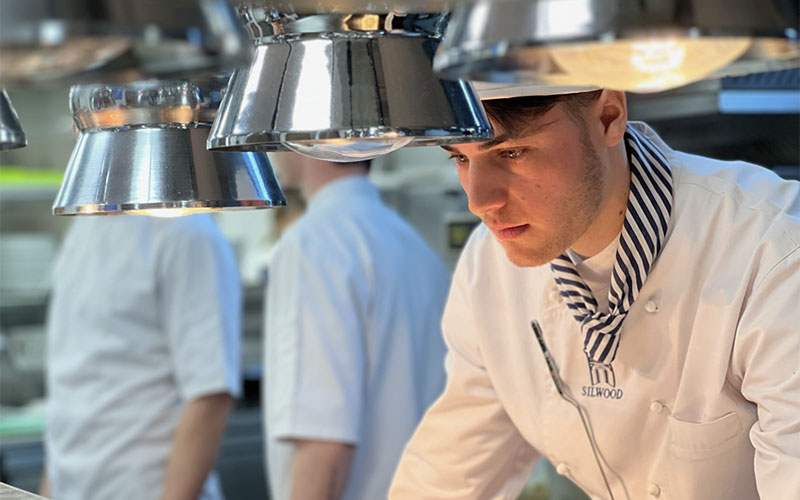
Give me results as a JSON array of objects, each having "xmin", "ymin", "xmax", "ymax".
[
  {"xmin": 734, "ymin": 246, "xmax": 800, "ymax": 498},
  {"xmin": 263, "ymin": 230, "xmax": 366, "ymax": 445},
  {"xmin": 389, "ymin": 269, "xmax": 540, "ymax": 499},
  {"xmin": 158, "ymin": 217, "xmax": 242, "ymax": 401}
]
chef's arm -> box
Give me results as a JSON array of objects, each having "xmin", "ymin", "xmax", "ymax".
[
  {"xmin": 735, "ymin": 251, "xmax": 800, "ymax": 498},
  {"xmin": 38, "ymin": 467, "xmax": 51, "ymax": 498},
  {"xmin": 160, "ymin": 392, "xmax": 233, "ymax": 500},
  {"xmin": 390, "ymin": 348, "xmax": 539, "ymax": 499},
  {"xmin": 287, "ymin": 439, "xmax": 355, "ymax": 500},
  {"xmin": 390, "ymin": 279, "xmax": 540, "ymax": 499}
]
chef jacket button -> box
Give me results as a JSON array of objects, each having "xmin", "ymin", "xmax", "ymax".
[
  {"xmin": 556, "ymin": 462, "xmax": 570, "ymax": 476},
  {"xmin": 649, "ymin": 401, "xmax": 664, "ymax": 414},
  {"xmin": 644, "ymin": 300, "xmax": 659, "ymax": 313},
  {"xmin": 648, "ymin": 483, "xmax": 661, "ymax": 497},
  {"xmin": 548, "ymin": 289, "xmax": 561, "ymax": 302}
]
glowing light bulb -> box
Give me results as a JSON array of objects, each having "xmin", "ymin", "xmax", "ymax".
[
  {"xmin": 138, "ymin": 208, "xmax": 193, "ymax": 218},
  {"xmin": 630, "ymin": 39, "xmax": 686, "ymax": 73},
  {"xmin": 549, "ymin": 37, "xmax": 752, "ymax": 93},
  {"xmin": 285, "ymin": 137, "xmax": 414, "ymax": 162}
]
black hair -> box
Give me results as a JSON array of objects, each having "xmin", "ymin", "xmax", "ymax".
[{"xmin": 481, "ymin": 90, "xmax": 603, "ymax": 137}]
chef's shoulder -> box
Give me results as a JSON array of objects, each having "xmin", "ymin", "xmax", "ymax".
[
  {"xmin": 454, "ymin": 222, "xmax": 550, "ymax": 291},
  {"xmin": 269, "ymin": 210, "xmax": 358, "ymax": 271},
  {"xmin": 672, "ymin": 152, "xmax": 800, "ymax": 262},
  {"xmin": 455, "ymin": 223, "xmax": 492, "ymax": 285},
  {"xmin": 148, "ymin": 213, "xmax": 234, "ymax": 261}
]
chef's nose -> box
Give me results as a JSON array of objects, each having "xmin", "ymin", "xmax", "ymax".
[{"xmin": 466, "ymin": 162, "xmax": 508, "ymax": 216}]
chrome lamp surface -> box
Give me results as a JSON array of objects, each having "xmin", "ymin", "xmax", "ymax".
[
  {"xmin": 0, "ymin": 89, "xmax": 27, "ymax": 150},
  {"xmin": 53, "ymin": 79, "xmax": 286, "ymax": 216},
  {"xmin": 207, "ymin": 8, "xmax": 492, "ymax": 162},
  {"xmin": 435, "ymin": 0, "xmax": 800, "ymax": 93},
  {"xmin": 0, "ymin": 0, "xmax": 251, "ymax": 86},
  {"xmin": 237, "ymin": 1, "xmax": 454, "ymax": 14}
]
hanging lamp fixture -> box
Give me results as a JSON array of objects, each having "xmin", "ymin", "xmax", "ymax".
[
  {"xmin": 207, "ymin": 6, "xmax": 492, "ymax": 162},
  {"xmin": 0, "ymin": 89, "xmax": 27, "ymax": 150},
  {"xmin": 53, "ymin": 77, "xmax": 286, "ymax": 216},
  {"xmin": 434, "ymin": 0, "xmax": 800, "ymax": 93},
  {"xmin": 0, "ymin": 0, "xmax": 252, "ymax": 86}
]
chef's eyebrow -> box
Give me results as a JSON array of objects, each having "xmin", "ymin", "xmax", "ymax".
[
  {"xmin": 477, "ymin": 134, "xmax": 513, "ymax": 151},
  {"xmin": 441, "ymin": 135, "xmax": 510, "ymax": 154},
  {"xmin": 441, "ymin": 118, "xmax": 558, "ymax": 155}
]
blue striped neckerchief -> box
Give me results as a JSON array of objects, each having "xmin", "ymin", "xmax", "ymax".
[{"xmin": 550, "ymin": 125, "xmax": 673, "ymax": 382}]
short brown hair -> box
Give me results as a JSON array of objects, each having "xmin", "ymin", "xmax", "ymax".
[{"xmin": 481, "ymin": 90, "xmax": 602, "ymax": 137}]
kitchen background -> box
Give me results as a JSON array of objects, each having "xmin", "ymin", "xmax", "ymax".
[{"xmin": 0, "ymin": 68, "xmax": 797, "ymax": 499}]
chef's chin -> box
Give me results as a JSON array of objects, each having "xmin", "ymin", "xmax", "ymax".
[{"xmin": 498, "ymin": 239, "xmax": 563, "ymax": 268}]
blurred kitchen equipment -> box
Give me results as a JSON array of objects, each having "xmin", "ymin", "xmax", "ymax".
[
  {"xmin": 620, "ymin": 67, "xmax": 799, "ymax": 181},
  {"xmin": 435, "ymin": 0, "xmax": 800, "ymax": 93},
  {"xmin": 207, "ymin": 7, "xmax": 492, "ymax": 162},
  {"xmin": 52, "ymin": 77, "xmax": 287, "ymax": 216},
  {"xmin": 0, "ymin": 234, "xmax": 56, "ymax": 296},
  {"xmin": 0, "ymin": 90, "xmax": 28, "ymax": 151},
  {"xmin": 0, "ymin": 0, "xmax": 251, "ymax": 86}
]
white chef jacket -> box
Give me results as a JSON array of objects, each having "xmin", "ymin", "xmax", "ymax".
[
  {"xmin": 46, "ymin": 214, "xmax": 241, "ymax": 500},
  {"xmin": 264, "ymin": 176, "xmax": 450, "ymax": 500},
  {"xmin": 390, "ymin": 123, "xmax": 800, "ymax": 500}
]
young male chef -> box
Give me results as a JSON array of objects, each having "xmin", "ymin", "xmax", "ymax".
[
  {"xmin": 262, "ymin": 153, "xmax": 450, "ymax": 500},
  {"xmin": 389, "ymin": 84, "xmax": 800, "ymax": 500}
]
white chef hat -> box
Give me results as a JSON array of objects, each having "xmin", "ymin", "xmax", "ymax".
[{"xmin": 473, "ymin": 81, "xmax": 601, "ymax": 100}]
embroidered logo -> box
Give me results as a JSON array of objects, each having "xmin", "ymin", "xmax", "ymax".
[
  {"xmin": 589, "ymin": 360, "xmax": 616, "ymax": 387},
  {"xmin": 581, "ymin": 358, "xmax": 624, "ymax": 399}
]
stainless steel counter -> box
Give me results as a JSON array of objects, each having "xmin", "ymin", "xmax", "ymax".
[{"xmin": 0, "ymin": 482, "xmax": 45, "ymax": 500}]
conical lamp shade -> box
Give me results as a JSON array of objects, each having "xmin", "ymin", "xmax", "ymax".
[
  {"xmin": 0, "ymin": 89, "xmax": 27, "ymax": 150},
  {"xmin": 207, "ymin": 9, "xmax": 492, "ymax": 162},
  {"xmin": 53, "ymin": 79, "xmax": 286, "ymax": 216},
  {"xmin": 435, "ymin": 0, "xmax": 800, "ymax": 94}
]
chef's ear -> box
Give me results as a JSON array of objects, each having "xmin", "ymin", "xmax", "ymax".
[{"xmin": 596, "ymin": 89, "xmax": 627, "ymax": 148}]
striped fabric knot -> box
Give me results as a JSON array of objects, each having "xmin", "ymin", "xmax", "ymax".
[{"xmin": 550, "ymin": 125, "xmax": 673, "ymax": 375}]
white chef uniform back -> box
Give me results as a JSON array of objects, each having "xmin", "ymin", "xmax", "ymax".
[
  {"xmin": 264, "ymin": 176, "xmax": 450, "ymax": 500},
  {"xmin": 46, "ymin": 214, "xmax": 241, "ymax": 500}
]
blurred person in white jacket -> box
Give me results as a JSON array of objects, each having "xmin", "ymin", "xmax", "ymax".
[
  {"xmin": 390, "ymin": 87, "xmax": 800, "ymax": 500},
  {"xmin": 42, "ymin": 214, "xmax": 241, "ymax": 500},
  {"xmin": 263, "ymin": 152, "xmax": 450, "ymax": 500}
]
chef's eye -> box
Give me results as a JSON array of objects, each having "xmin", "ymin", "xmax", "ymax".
[
  {"xmin": 499, "ymin": 148, "xmax": 525, "ymax": 159},
  {"xmin": 448, "ymin": 154, "xmax": 468, "ymax": 165}
]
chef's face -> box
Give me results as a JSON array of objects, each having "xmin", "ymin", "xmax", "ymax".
[
  {"xmin": 443, "ymin": 100, "xmax": 606, "ymax": 268},
  {"xmin": 268, "ymin": 152, "xmax": 304, "ymax": 191}
]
